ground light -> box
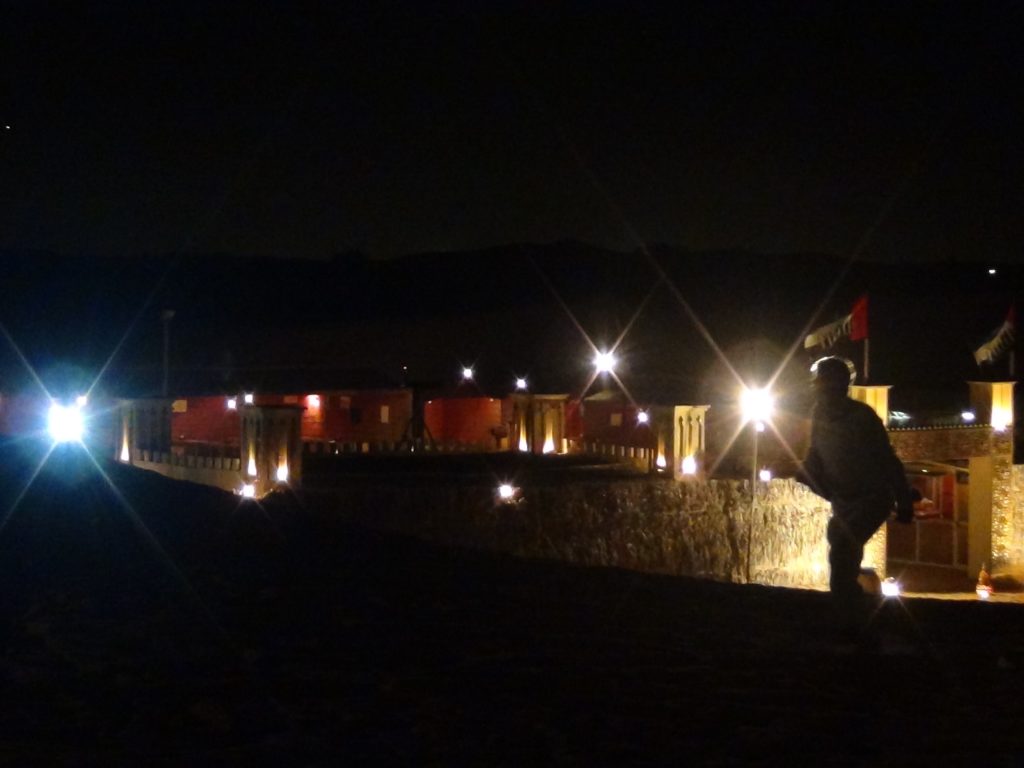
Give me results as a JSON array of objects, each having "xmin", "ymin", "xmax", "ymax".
[
  {"xmin": 881, "ymin": 577, "xmax": 901, "ymax": 598},
  {"xmin": 48, "ymin": 402, "xmax": 85, "ymax": 444},
  {"xmin": 497, "ymin": 484, "xmax": 518, "ymax": 502}
]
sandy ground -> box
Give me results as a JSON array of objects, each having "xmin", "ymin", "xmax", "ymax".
[{"xmin": 2, "ymin": 445, "xmax": 1024, "ymax": 766}]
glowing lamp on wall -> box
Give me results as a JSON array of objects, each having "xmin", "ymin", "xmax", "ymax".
[
  {"xmin": 276, "ymin": 462, "xmax": 289, "ymax": 483},
  {"xmin": 244, "ymin": 393, "xmax": 254, "ymax": 404},
  {"xmin": 306, "ymin": 394, "xmax": 321, "ymax": 411},
  {"xmin": 991, "ymin": 407, "xmax": 1011, "ymax": 432},
  {"xmin": 226, "ymin": 398, "xmax": 238, "ymax": 410},
  {"xmin": 681, "ymin": 455, "xmax": 697, "ymax": 475},
  {"xmin": 247, "ymin": 454, "xmax": 257, "ymax": 477}
]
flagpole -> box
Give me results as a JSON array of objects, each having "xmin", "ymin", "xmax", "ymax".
[{"xmin": 863, "ymin": 338, "xmax": 870, "ymax": 383}]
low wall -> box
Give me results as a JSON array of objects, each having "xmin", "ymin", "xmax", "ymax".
[
  {"xmin": 303, "ymin": 478, "xmax": 857, "ymax": 589},
  {"xmin": 132, "ymin": 456, "xmax": 242, "ymax": 493}
]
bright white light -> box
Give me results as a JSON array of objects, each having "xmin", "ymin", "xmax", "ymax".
[
  {"xmin": 244, "ymin": 393, "xmax": 254, "ymax": 404},
  {"xmin": 680, "ymin": 455, "xmax": 696, "ymax": 475},
  {"xmin": 462, "ymin": 367, "xmax": 474, "ymax": 380},
  {"xmin": 307, "ymin": 394, "xmax": 321, "ymax": 408},
  {"xmin": 759, "ymin": 468, "xmax": 772, "ymax": 482},
  {"xmin": 497, "ymin": 484, "xmax": 516, "ymax": 500},
  {"xmin": 656, "ymin": 454, "xmax": 668, "ymax": 469},
  {"xmin": 227, "ymin": 397, "xmax": 237, "ymax": 410},
  {"xmin": 75, "ymin": 395, "xmax": 88, "ymax": 407},
  {"xmin": 542, "ymin": 437, "xmax": 555, "ymax": 453},
  {"xmin": 754, "ymin": 421, "xmax": 766, "ymax": 433},
  {"xmin": 276, "ymin": 463, "xmax": 289, "ymax": 483},
  {"xmin": 740, "ymin": 387, "xmax": 774, "ymax": 425},
  {"xmin": 247, "ymin": 455, "xmax": 257, "ymax": 477},
  {"xmin": 637, "ymin": 410, "xmax": 649, "ymax": 424},
  {"xmin": 593, "ymin": 350, "xmax": 616, "ymax": 374},
  {"xmin": 120, "ymin": 439, "xmax": 130, "ymax": 462},
  {"xmin": 988, "ymin": 268, "xmax": 997, "ymax": 275},
  {"xmin": 48, "ymin": 403, "xmax": 84, "ymax": 444},
  {"xmin": 240, "ymin": 483, "xmax": 256, "ymax": 498},
  {"xmin": 961, "ymin": 411, "xmax": 976, "ymax": 422},
  {"xmin": 881, "ymin": 577, "xmax": 901, "ymax": 598},
  {"xmin": 890, "ymin": 411, "xmax": 911, "ymax": 422},
  {"xmin": 976, "ymin": 585, "xmax": 992, "ymax": 600},
  {"xmin": 992, "ymin": 407, "xmax": 1011, "ymax": 432},
  {"xmin": 515, "ymin": 377, "xmax": 528, "ymax": 390}
]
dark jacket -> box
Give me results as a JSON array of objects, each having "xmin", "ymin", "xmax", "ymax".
[{"xmin": 803, "ymin": 396, "xmax": 912, "ymax": 516}]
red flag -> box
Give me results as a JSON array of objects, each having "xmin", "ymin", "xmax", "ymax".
[{"xmin": 849, "ymin": 295, "xmax": 868, "ymax": 342}]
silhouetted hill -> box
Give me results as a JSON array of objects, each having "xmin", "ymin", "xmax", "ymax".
[{"xmin": 0, "ymin": 245, "xmax": 1020, "ymax": 401}]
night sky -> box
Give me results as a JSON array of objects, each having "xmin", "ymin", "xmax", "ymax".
[{"xmin": 3, "ymin": 1, "xmax": 1022, "ymax": 262}]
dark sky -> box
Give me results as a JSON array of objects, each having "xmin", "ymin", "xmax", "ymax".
[{"xmin": 3, "ymin": 1, "xmax": 1022, "ymax": 262}]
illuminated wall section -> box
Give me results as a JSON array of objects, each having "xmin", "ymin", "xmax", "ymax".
[
  {"xmin": 850, "ymin": 385, "xmax": 891, "ymax": 425},
  {"xmin": 968, "ymin": 381, "xmax": 1015, "ymax": 432},
  {"xmin": 672, "ymin": 405, "xmax": 710, "ymax": 480}
]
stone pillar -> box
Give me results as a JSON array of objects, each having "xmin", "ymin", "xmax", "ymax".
[
  {"xmin": 672, "ymin": 405, "xmax": 710, "ymax": 480},
  {"xmin": 849, "ymin": 384, "xmax": 891, "ymax": 425},
  {"xmin": 119, "ymin": 398, "xmax": 172, "ymax": 464},
  {"xmin": 240, "ymin": 405, "xmax": 304, "ymax": 497},
  {"xmin": 968, "ymin": 381, "xmax": 1015, "ymax": 431}
]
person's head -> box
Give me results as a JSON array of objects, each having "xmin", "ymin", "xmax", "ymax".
[{"xmin": 810, "ymin": 356, "xmax": 856, "ymax": 401}]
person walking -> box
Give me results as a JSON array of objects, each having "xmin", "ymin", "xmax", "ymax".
[{"xmin": 801, "ymin": 356, "xmax": 914, "ymax": 643}]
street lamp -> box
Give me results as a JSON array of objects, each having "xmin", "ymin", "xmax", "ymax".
[
  {"xmin": 593, "ymin": 350, "xmax": 616, "ymax": 375},
  {"xmin": 740, "ymin": 385, "xmax": 774, "ymax": 582}
]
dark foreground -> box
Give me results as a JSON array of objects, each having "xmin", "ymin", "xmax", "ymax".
[{"xmin": 2, "ymin": 443, "xmax": 1023, "ymax": 766}]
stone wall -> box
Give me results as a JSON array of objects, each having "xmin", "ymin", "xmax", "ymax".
[
  {"xmin": 1011, "ymin": 464, "xmax": 1024, "ymax": 574},
  {"xmin": 303, "ymin": 477, "xmax": 843, "ymax": 589}
]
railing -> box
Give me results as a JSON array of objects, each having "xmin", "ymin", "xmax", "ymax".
[
  {"xmin": 303, "ymin": 439, "xmax": 490, "ymax": 455},
  {"xmin": 135, "ymin": 449, "xmax": 241, "ymax": 472}
]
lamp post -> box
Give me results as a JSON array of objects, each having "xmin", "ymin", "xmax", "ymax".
[
  {"xmin": 161, "ymin": 309, "xmax": 175, "ymax": 397},
  {"xmin": 740, "ymin": 386, "xmax": 774, "ymax": 583}
]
